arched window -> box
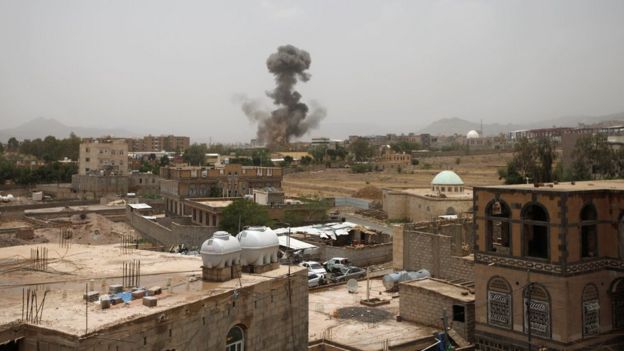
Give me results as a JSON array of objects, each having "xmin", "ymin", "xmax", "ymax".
[
  {"xmin": 486, "ymin": 200, "xmax": 511, "ymax": 254},
  {"xmin": 582, "ymin": 283, "xmax": 600, "ymax": 337},
  {"xmin": 580, "ymin": 204, "xmax": 598, "ymax": 258},
  {"xmin": 522, "ymin": 203, "xmax": 549, "ymax": 259},
  {"xmin": 611, "ymin": 278, "xmax": 624, "ymax": 329},
  {"xmin": 524, "ymin": 283, "xmax": 551, "ymax": 339},
  {"xmin": 487, "ymin": 276, "xmax": 512, "ymax": 329},
  {"xmin": 226, "ymin": 325, "xmax": 245, "ymax": 351}
]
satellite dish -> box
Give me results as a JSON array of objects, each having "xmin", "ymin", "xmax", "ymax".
[{"xmin": 347, "ymin": 279, "xmax": 358, "ymax": 293}]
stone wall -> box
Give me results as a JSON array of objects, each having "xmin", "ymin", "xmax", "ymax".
[
  {"xmin": 400, "ymin": 281, "xmax": 475, "ymax": 342},
  {"xmin": 320, "ymin": 242, "xmax": 393, "ymax": 267},
  {"xmin": 3, "ymin": 270, "xmax": 309, "ymax": 351},
  {"xmin": 126, "ymin": 208, "xmax": 216, "ymax": 248},
  {"xmin": 401, "ymin": 228, "xmax": 474, "ymax": 282},
  {"xmin": 383, "ymin": 190, "xmax": 472, "ymax": 222},
  {"xmin": 71, "ymin": 175, "xmax": 129, "ymax": 199}
]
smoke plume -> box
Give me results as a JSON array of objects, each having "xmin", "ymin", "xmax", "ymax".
[{"xmin": 241, "ymin": 45, "xmax": 325, "ymax": 147}]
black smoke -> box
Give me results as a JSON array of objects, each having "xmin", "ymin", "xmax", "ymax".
[{"xmin": 241, "ymin": 45, "xmax": 325, "ymax": 147}]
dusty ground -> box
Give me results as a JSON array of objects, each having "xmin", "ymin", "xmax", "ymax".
[
  {"xmin": 0, "ymin": 214, "xmax": 138, "ymax": 248},
  {"xmin": 36, "ymin": 213, "xmax": 138, "ymax": 246},
  {"xmin": 309, "ymin": 279, "xmax": 436, "ymax": 349},
  {"xmin": 284, "ymin": 152, "xmax": 512, "ymax": 198}
]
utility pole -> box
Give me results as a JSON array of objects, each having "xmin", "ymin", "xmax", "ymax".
[
  {"xmin": 366, "ymin": 266, "xmax": 370, "ymax": 301},
  {"xmin": 526, "ymin": 270, "xmax": 533, "ymax": 351},
  {"xmin": 442, "ymin": 309, "xmax": 451, "ymax": 350}
]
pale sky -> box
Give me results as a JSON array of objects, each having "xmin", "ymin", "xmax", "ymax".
[{"xmin": 1, "ymin": 0, "xmax": 624, "ymax": 143}]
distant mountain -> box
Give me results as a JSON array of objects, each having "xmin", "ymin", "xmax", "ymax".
[
  {"xmin": 0, "ymin": 117, "xmax": 138, "ymax": 142},
  {"xmin": 418, "ymin": 112, "xmax": 624, "ymax": 136}
]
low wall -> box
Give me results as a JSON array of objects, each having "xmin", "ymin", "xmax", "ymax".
[
  {"xmin": 127, "ymin": 209, "xmax": 216, "ymax": 249},
  {"xmin": 320, "ymin": 242, "xmax": 393, "ymax": 267}
]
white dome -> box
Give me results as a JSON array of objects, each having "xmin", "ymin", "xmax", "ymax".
[
  {"xmin": 431, "ymin": 170, "xmax": 464, "ymax": 185},
  {"xmin": 467, "ymin": 130, "xmax": 480, "ymax": 139}
]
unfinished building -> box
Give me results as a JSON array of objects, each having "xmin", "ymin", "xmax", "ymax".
[{"xmin": 0, "ymin": 242, "xmax": 308, "ymax": 350}]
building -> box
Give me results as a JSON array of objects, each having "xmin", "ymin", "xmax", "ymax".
[
  {"xmin": 377, "ymin": 151, "xmax": 412, "ymax": 168},
  {"xmin": 127, "ymin": 135, "xmax": 190, "ymax": 153},
  {"xmin": 383, "ymin": 170, "xmax": 473, "ymax": 222},
  {"xmin": 473, "ymin": 180, "xmax": 624, "ymax": 350},
  {"xmin": 253, "ymin": 187, "xmax": 285, "ymax": 206},
  {"xmin": 78, "ymin": 138, "xmax": 128, "ymax": 176},
  {"xmin": 0, "ymin": 243, "xmax": 308, "ymax": 350},
  {"xmin": 160, "ymin": 164, "xmax": 283, "ymax": 217}
]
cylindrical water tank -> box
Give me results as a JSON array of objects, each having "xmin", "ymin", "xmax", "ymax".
[
  {"xmin": 382, "ymin": 269, "xmax": 431, "ymax": 291},
  {"xmin": 200, "ymin": 231, "xmax": 241, "ymax": 268},
  {"xmin": 237, "ymin": 226, "xmax": 279, "ymax": 266}
]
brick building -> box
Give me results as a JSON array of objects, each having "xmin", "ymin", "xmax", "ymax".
[
  {"xmin": 473, "ymin": 181, "xmax": 624, "ymax": 350},
  {"xmin": 0, "ymin": 243, "xmax": 308, "ymax": 350},
  {"xmin": 160, "ymin": 164, "xmax": 283, "ymax": 217},
  {"xmin": 127, "ymin": 135, "xmax": 190, "ymax": 153},
  {"xmin": 78, "ymin": 138, "xmax": 128, "ymax": 176}
]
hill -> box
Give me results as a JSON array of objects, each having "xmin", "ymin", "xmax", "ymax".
[
  {"xmin": 419, "ymin": 112, "xmax": 624, "ymax": 136},
  {"xmin": 0, "ymin": 117, "xmax": 137, "ymax": 141}
]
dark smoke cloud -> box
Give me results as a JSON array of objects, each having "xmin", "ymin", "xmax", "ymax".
[{"xmin": 241, "ymin": 45, "xmax": 325, "ymax": 147}]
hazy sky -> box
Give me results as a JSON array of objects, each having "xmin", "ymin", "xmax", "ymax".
[{"xmin": 1, "ymin": 0, "xmax": 624, "ymax": 143}]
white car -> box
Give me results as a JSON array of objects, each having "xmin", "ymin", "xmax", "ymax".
[
  {"xmin": 300, "ymin": 261, "xmax": 327, "ymax": 278},
  {"xmin": 323, "ymin": 257, "xmax": 350, "ymax": 272},
  {"xmin": 308, "ymin": 272, "xmax": 321, "ymax": 288}
]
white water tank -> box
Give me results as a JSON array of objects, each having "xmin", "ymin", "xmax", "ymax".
[
  {"xmin": 200, "ymin": 231, "xmax": 241, "ymax": 268},
  {"xmin": 237, "ymin": 226, "xmax": 279, "ymax": 266}
]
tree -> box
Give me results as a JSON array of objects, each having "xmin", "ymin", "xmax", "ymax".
[
  {"xmin": 390, "ymin": 141, "xmax": 421, "ymax": 153},
  {"xmin": 571, "ymin": 134, "xmax": 617, "ymax": 180},
  {"xmin": 219, "ymin": 199, "xmax": 272, "ymax": 234},
  {"xmin": 499, "ymin": 137, "xmax": 556, "ymax": 184},
  {"xmin": 0, "ymin": 143, "xmax": 4, "ymax": 154},
  {"xmin": 300, "ymin": 156, "xmax": 313, "ymax": 166},
  {"xmin": 309, "ymin": 145, "xmax": 327, "ymax": 163},
  {"xmin": 182, "ymin": 143, "xmax": 208, "ymax": 166},
  {"xmin": 282, "ymin": 155, "xmax": 293, "ymax": 167},
  {"xmin": 349, "ymin": 138, "xmax": 373, "ymax": 162},
  {"xmin": 7, "ymin": 137, "xmax": 19, "ymax": 152},
  {"xmin": 160, "ymin": 155, "xmax": 170, "ymax": 167}
]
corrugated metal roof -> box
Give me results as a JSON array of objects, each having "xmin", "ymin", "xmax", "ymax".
[
  {"xmin": 277, "ymin": 235, "xmax": 317, "ymax": 250},
  {"xmin": 128, "ymin": 203, "xmax": 152, "ymax": 210}
]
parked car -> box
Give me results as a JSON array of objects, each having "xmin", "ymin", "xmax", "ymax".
[
  {"xmin": 308, "ymin": 272, "xmax": 322, "ymax": 288},
  {"xmin": 323, "ymin": 257, "xmax": 350, "ymax": 272},
  {"xmin": 300, "ymin": 261, "xmax": 327, "ymax": 277},
  {"xmin": 328, "ymin": 265, "xmax": 367, "ymax": 283}
]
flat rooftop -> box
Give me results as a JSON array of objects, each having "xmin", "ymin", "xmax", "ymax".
[
  {"xmin": 477, "ymin": 180, "xmax": 624, "ymax": 192},
  {"xmin": 309, "ymin": 279, "xmax": 437, "ymax": 350},
  {"xmin": 195, "ymin": 200, "xmax": 234, "ymax": 208},
  {"xmin": 398, "ymin": 188, "xmax": 473, "ymax": 199},
  {"xmin": 402, "ymin": 278, "xmax": 475, "ymax": 303},
  {"xmin": 0, "ymin": 243, "xmax": 300, "ymax": 336}
]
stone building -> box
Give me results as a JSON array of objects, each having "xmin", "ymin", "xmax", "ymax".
[
  {"xmin": 0, "ymin": 243, "xmax": 308, "ymax": 351},
  {"xmin": 383, "ymin": 170, "xmax": 473, "ymax": 222},
  {"xmin": 127, "ymin": 135, "xmax": 190, "ymax": 153},
  {"xmin": 78, "ymin": 138, "xmax": 128, "ymax": 176},
  {"xmin": 473, "ymin": 180, "xmax": 624, "ymax": 350},
  {"xmin": 377, "ymin": 151, "xmax": 412, "ymax": 168},
  {"xmin": 160, "ymin": 164, "xmax": 283, "ymax": 217}
]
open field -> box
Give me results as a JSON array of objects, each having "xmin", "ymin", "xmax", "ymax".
[{"xmin": 284, "ymin": 152, "xmax": 513, "ymax": 198}]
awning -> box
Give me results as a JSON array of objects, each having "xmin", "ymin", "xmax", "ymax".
[
  {"xmin": 277, "ymin": 235, "xmax": 317, "ymax": 251},
  {"xmin": 128, "ymin": 203, "xmax": 152, "ymax": 210}
]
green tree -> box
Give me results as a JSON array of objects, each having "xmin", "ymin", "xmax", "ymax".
[
  {"xmin": 309, "ymin": 145, "xmax": 327, "ymax": 163},
  {"xmin": 182, "ymin": 143, "xmax": 208, "ymax": 166},
  {"xmin": 160, "ymin": 155, "xmax": 170, "ymax": 167},
  {"xmin": 499, "ymin": 137, "xmax": 556, "ymax": 184},
  {"xmin": 0, "ymin": 143, "xmax": 4, "ymax": 154},
  {"xmin": 300, "ymin": 156, "xmax": 313, "ymax": 166},
  {"xmin": 571, "ymin": 134, "xmax": 617, "ymax": 180},
  {"xmin": 219, "ymin": 199, "xmax": 272, "ymax": 234},
  {"xmin": 282, "ymin": 155, "xmax": 293, "ymax": 167},
  {"xmin": 390, "ymin": 141, "xmax": 421, "ymax": 153},
  {"xmin": 349, "ymin": 138, "xmax": 373, "ymax": 162},
  {"xmin": 7, "ymin": 137, "xmax": 19, "ymax": 152}
]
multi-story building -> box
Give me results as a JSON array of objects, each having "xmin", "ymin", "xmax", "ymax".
[
  {"xmin": 160, "ymin": 164, "xmax": 283, "ymax": 217},
  {"xmin": 127, "ymin": 135, "xmax": 190, "ymax": 153},
  {"xmin": 473, "ymin": 181, "xmax": 624, "ymax": 350},
  {"xmin": 78, "ymin": 138, "xmax": 128, "ymax": 176}
]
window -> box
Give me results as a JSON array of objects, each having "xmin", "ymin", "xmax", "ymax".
[
  {"xmin": 487, "ymin": 276, "xmax": 512, "ymax": 329},
  {"xmin": 85, "ymin": 157, "xmax": 90, "ymax": 162},
  {"xmin": 452, "ymin": 305, "xmax": 465, "ymax": 322},
  {"xmin": 611, "ymin": 278, "xmax": 624, "ymax": 329},
  {"xmin": 582, "ymin": 284, "xmax": 599, "ymax": 337},
  {"xmin": 226, "ymin": 325, "xmax": 244, "ymax": 351},
  {"xmin": 580, "ymin": 204, "xmax": 598, "ymax": 258},
  {"xmin": 522, "ymin": 203, "xmax": 549, "ymax": 259},
  {"xmin": 524, "ymin": 283, "xmax": 551, "ymax": 339},
  {"xmin": 486, "ymin": 200, "xmax": 511, "ymax": 254}
]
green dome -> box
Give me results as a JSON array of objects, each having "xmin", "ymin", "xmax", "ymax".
[{"xmin": 431, "ymin": 170, "xmax": 464, "ymax": 185}]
